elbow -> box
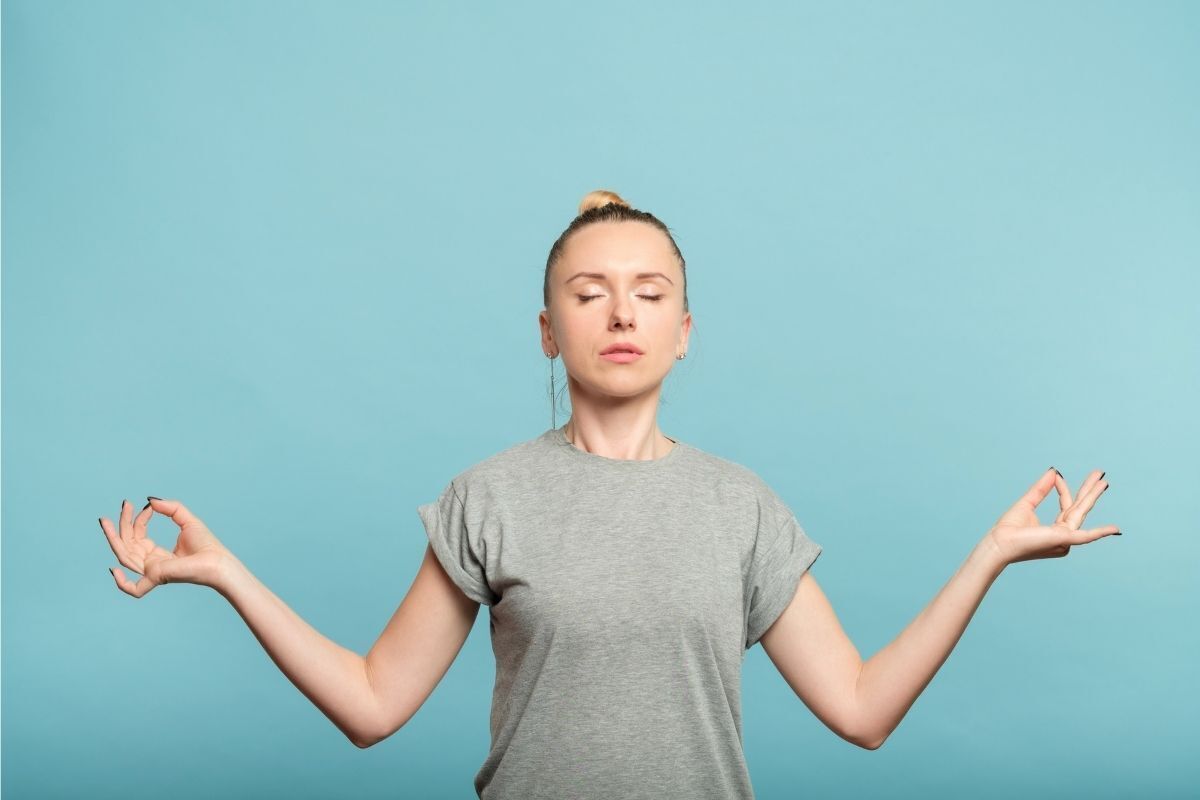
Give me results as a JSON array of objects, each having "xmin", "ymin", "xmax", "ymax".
[
  {"xmin": 350, "ymin": 719, "xmax": 388, "ymax": 749},
  {"xmin": 852, "ymin": 728, "xmax": 887, "ymax": 750},
  {"xmin": 352, "ymin": 729, "xmax": 384, "ymax": 749},
  {"xmin": 848, "ymin": 678, "xmax": 886, "ymax": 750},
  {"xmin": 350, "ymin": 731, "xmax": 378, "ymax": 749},
  {"xmin": 844, "ymin": 717, "xmax": 887, "ymax": 750},
  {"xmin": 353, "ymin": 717, "xmax": 403, "ymax": 749}
]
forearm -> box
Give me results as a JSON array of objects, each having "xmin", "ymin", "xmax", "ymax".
[
  {"xmin": 214, "ymin": 555, "xmax": 382, "ymax": 748},
  {"xmin": 854, "ymin": 537, "xmax": 1007, "ymax": 748}
]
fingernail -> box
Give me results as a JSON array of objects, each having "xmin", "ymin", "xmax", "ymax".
[
  {"xmin": 1099, "ymin": 471, "xmax": 1106, "ymax": 480},
  {"xmin": 147, "ymin": 496, "xmax": 162, "ymax": 501},
  {"xmin": 1112, "ymin": 531, "xmax": 1122, "ymax": 536},
  {"xmin": 1052, "ymin": 467, "xmax": 1063, "ymax": 478},
  {"xmin": 98, "ymin": 517, "xmax": 104, "ymax": 530},
  {"xmin": 142, "ymin": 502, "xmax": 151, "ymax": 511},
  {"xmin": 108, "ymin": 568, "xmax": 115, "ymax": 578}
]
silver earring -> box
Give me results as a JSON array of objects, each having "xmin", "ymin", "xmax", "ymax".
[
  {"xmin": 546, "ymin": 351, "xmax": 556, "ymax": 429},
  {"xmin": 677, "ymin": 352, "xmax": 686, "ymax": 360}
]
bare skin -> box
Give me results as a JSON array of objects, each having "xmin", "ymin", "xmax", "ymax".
[
  {"xmin": 759, "ymin": 467, "xmax": 1118, "ymax": 749},
  {"xmin": 100, "ymin": 498, "xmax": 478, "ymax": 748},
  {"xmin": 538, "ymin": 220, "xmax": 692, "ymax": 461},
  {"xmin": 100, "ymin": 218, "xmax": 1120, "ymax": 751}
]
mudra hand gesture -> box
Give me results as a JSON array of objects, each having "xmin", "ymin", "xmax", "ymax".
[
  {"xmin": 100, "ymin": 497, "xmax": 232, "ymax": 597},
  {"xmin": 986, "ymin": 467, "xmax": 1120, "ymax": 566}
]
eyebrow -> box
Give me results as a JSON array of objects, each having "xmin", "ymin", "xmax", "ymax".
[{"xmin": 565, "ymin": 271, "xmax": 675, "ymax": 286}]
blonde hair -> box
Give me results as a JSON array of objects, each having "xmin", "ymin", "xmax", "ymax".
[
  {"xmin": 543, "ymin": 188, "xmax": 688, "ymax": 313},
  {"xmin": 577, "ymin": 189, "xmax": 631, "ymax": 214}
]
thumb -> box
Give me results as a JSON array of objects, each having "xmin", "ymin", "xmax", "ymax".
[
  {"xmin": 143, "ymin": 553, "xmax": 205, "ymax": 587},
  {"xmin": 1016, "ymin": 467, "xmax": 1057, "ymax": 509},
  {"xmin": 146, "ymin": 496, "xmax": 202, "ymax": 527}
]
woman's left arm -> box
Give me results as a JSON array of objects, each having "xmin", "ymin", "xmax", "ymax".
[{"xmin": 762, "ymin": 467, "xmax": 1119, "ymax": 750}]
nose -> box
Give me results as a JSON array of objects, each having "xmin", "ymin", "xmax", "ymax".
[{"xmin": 609, "ymin": 295, "xmax": 636, "ymax": 330}]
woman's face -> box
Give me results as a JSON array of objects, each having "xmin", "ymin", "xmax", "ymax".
[{"xmin": 539, "ymin": 221, "xmax": 691, "ymax": 400}]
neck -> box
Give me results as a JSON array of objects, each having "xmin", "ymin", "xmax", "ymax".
[{"xmin": 563, "ymin": 415, "xmax": 675, "ymax": 461}]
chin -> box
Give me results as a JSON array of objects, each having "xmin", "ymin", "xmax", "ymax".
[{"xmin": 586, "ymin": 374, "xmax": 666, "ymax": 398}]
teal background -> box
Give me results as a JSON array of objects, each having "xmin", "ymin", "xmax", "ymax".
[{"xmin": 4, "ymin": 1, "xmax": 1198, "ymax": 798}]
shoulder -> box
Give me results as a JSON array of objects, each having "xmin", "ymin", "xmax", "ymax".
[
  {"xmin": 684, "ymin": 444, "xmax": 759, "ymax": 483},
  {"xmin": 444, "ymin": 432, "xmax": 549, "ymax": 502},
  {"xmin": 676, "ymin": 442, "xmax": 786, "ymax": 510},
  {"xmin": 679, "ymin": 442, "xmax": 805, "ymax": 538}
]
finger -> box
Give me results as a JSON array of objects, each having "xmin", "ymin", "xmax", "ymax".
[
  {"xmin": 1051, "ymin": 469, "xmax": 1072, "ymax": 514},
  {"xmin": 132, "ymin": 500, "xmax": 153, "ymax": 541},
  {"xmin": 99, "ymin": 516, "xmax": 131, "ymax": 563},
  {"xmin": 1016, "ymin": 468, "xmax": 1059, "ymax": 512},
  {"xmin": 99, "ymin": 516, "xmax": 148, "ymax": 574},
  {"xmin": 109, "ymin": 566, "xmax": 156, "ymax": 599},
  {"xmin": 1067, "ymin": 524, "xmax": 1122, "ymax": 545},
  {"xmin": 1065, "ymin": 473, "xmax": 1109, "ymax": 529},
  {"xmin": 146, "ymin": 497, "xmax": 200, "ymax": 529},
  {"xmin": 1057, "ymin": 469, "xmax": 1100, "ymax": 524},
  {"xmin": 118, "ymin": 499, "xmax": 133, "ymax": 543},
  {"xmin": 1070, "ymin": 470, "xmax": 1105, "ymax": 512}
]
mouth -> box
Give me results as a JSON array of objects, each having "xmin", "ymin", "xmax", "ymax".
[
  {"xmin": 600, "ymin": 343, "xmax": 644, "ymax": 356},
  {"xmin": 600, "ymin": 351, "xmax": 643, "ymax": 363}
]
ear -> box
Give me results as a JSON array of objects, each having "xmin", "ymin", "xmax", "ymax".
[{"xmin": 538, "ymin": 309, "xmax": 555, "ymax": 354}]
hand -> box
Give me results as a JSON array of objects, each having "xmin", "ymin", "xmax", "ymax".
[
  {"xmin": 985, "ymin": 468, "xmax": 1120, "ymax": 567},
  {"xmin": 100, "ymin": 497, "xmax": 234, "ymax": 597}
]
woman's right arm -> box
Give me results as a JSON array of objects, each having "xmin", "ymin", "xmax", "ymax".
[
  {"xmin": 215, "ymin": 543, "xmax": 481, "ymax": 749},
  {"xmin": 104, "ymin": 498, "xmax": 481, "ymax": 749}
]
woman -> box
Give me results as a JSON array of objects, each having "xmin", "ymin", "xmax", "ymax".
[{"xmin": 99, "ymin": 190, "xmax": 1119, "ymax": 799}]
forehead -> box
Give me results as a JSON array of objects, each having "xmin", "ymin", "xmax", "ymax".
[{"xmin": 560, "ymin": 221, "xmax": 676, "ymax": 276}]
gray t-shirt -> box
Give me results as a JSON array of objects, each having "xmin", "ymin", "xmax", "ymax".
[{"xmin": 416, "ymin": 425, "xmax": 822, "ymax": 799}]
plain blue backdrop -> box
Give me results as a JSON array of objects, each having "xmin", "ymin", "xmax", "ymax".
[{"xmin": 3, "ymin": 1, "xmax": 1197, "ymax": 798}]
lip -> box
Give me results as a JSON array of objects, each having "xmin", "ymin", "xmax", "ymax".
[
  {"xmin": 600, "ymin": 351, "xmax": 643, "ymax": 364},
  {"xmin": 600, "ymin": 342, "xmax": 644, "ymax": 355}
]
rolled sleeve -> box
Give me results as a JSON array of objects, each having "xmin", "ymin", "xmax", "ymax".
[
  {"xmin": 744, "ymin": 512, "xmax": 822, "ymax": 650},
  {"xmin": 417, "ymin": 481, "xmax": 499, "ymax": 606}
]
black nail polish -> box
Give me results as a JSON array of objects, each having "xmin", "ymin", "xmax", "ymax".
[
  {"xmin": 147, "ymin": 496, "xmax": 162, "ymax": 501},
  {"xmin": 142, "ymin": 502, "xmax": 151, "ymax": 511},
  {"xmin": 1113, "ymin": 532, "xmax": 1122, "ymax": 535},
  {"xmin": 1099, "ymin": 471, "xmax": 1106, "ymax": 481},
  {"xmin": 1053, "ymin": 467, "xmax": 1063, "ymax": 478}
]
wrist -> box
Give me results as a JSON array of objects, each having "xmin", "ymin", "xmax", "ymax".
[
  {"xmin": 212, "ymin": 552, "xmax": 250, "ymax": 599},
  {"xmin": 975, "ymin": 532, "xmax": 1009, "ymax": 579}
]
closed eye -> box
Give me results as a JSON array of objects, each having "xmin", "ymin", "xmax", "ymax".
[{"xmin": 577, "ymin": 295, "xmax": 664, "ymax": 303}]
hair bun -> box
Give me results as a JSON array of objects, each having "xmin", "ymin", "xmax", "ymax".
[{"xmin": 578, "ymin": 189, "xmax": 630, "ymax": 215}]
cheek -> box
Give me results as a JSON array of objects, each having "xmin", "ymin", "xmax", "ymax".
[{"xmin": 650, "ymin": 317, "xmax": 681, "ymax": 342}]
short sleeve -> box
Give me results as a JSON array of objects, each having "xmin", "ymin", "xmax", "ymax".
[
  {"xmin": 416, "ymin": 480, "xmax": 499, "ymax": 606},
  {"xmin": 744, "ymin": 499, "xmax": 822, "ymax": 650}
]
